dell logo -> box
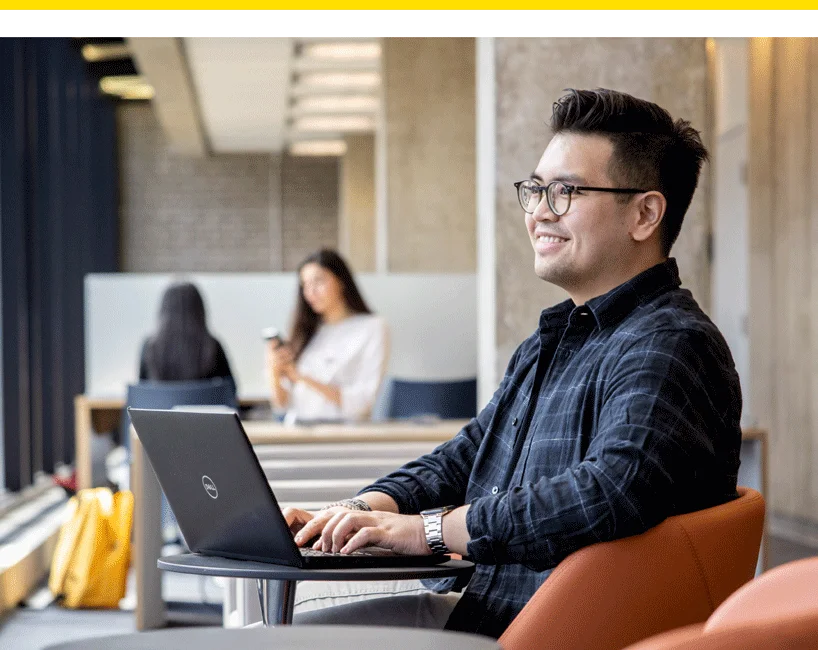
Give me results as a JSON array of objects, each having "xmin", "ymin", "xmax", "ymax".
[{"xmin": 202, "ymin": 475, "xmax": 218, "ymax": 499}]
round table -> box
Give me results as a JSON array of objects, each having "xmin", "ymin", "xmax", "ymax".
[
  {"xmin": 45, "ymin": 625, "xmax": 501, "ymax": 650},
  {"xmin": 158, "ymin": 553, "xmax": 475, "ymax": 626}
]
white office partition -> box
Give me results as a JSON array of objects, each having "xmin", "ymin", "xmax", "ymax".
[{"xmin": 85, "ymin": 273, "xmax": 477, "ymax": 398}]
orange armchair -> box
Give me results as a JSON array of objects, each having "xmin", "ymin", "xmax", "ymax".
[
  {"xmin": 499, "ymin": 487, "xmax": 765, "ymax": 650},
  {"xmin": 622, "ymin": 556, "xmax": 818, "ymax": 649}
]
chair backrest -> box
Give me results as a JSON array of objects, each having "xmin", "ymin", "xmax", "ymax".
[
  {"xmin": 126, "ymin": 377, "xmax": 237, "ymax": 411},
  {"xmin": 383, "ymin": 378, "xmax": 477, "ymax": 420},
  {"xmin": 123, "ymin": 378, "xmax": 238, "ymax": 448},
  {"xmin": 623, "ymin": 557, "xmax": 818, "ymax": 650},
  {"xmin": 498, "ymin": 487, "xmax": 766, "ymax": 650}
]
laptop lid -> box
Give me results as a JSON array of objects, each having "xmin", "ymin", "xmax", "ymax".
[{"xmin": 128, "ymin": 408, "xmax": 305, "ymax": 567}]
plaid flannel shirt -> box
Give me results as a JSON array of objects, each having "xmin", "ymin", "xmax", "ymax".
[{"xmin": 360, "ymin": 258, "xmax": 742, "ymax": 638}]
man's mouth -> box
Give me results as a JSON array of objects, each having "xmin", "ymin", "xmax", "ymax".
[{"xmin": 536, "ymin": 234, "xmax": 569, "ymax": 244}]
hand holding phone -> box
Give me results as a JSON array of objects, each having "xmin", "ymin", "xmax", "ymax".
[
  {"xmin": 262, "ymin": 327, "xmax": 286, "ymax": 347},
  {"xmin": 264, "ymin": 328, "xmax": 295, "ymax": 380}
]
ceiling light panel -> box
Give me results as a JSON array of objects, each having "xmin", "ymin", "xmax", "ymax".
[
  {"xmin": 99, "ymin": 75, "xmax": 155, "ymax": 100},
  {"xmin": 289, "ymin": 140, "xmax": 348, "ymax": 156},
  {"xmin": 293, "ymin": 95, "xmax": 379, "ymax": 114},
  {"xmin": 297, "ymin": 71, "xmax": 380, "ymax": 90},
  {"xmin": 293, "ymin": 115, "xmax": 375, "ymax": 132},
  {"xmin": 300, "ymin": 42, "xmax": 381, "ymax": 61},
  {"xmin": 82, "ymin": 43, "xmax": 130, "ymax": 62}
]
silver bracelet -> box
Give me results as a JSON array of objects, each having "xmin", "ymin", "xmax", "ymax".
[{"xmin": 321, "ymin": 498, "xmax": 372, "ymax": 512}]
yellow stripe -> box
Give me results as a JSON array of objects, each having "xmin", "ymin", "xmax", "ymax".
[{"xmin": 1, "ymin": 4, "xmax": 817, "ymax": 9}]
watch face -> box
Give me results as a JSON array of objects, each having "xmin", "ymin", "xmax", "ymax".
[{"xmin": 422, "ymin": 505, "xmax": 456, "ymax": 516}]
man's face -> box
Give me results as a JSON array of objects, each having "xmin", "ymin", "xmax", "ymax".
[{"xmin": 526, "ymin": 132, "xmax": 636, "ymax": 302}]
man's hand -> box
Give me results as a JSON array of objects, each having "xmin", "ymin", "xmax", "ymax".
[
  {"xmin": 281, "ymin": 505, "xmax": 348, "ymax": 540},
  {"xmin": 282, "ymin": 506, "xmax": 430, "ymax": 556},
  {"xmin": 315, "ymin": 510, "xmax": 430, "ymax": 556}
]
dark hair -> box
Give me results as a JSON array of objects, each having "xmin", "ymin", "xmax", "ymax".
[
  {"xmin": 143, "ymin": 282, "xmax": 219, "ymax": 381},
  {"xmin": 550, "ymin": 88, "xmax": 709, "ymax": 256},
  {"xmin": 290, "ymin": 249, "xmax": 371, "ymax": 360}
]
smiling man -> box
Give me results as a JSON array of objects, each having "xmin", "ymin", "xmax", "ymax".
[{"xmin": 284, "ymin": 88, "xmax": 742, "ymax": 638}]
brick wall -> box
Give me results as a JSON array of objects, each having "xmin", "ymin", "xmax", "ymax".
[
  {"xmin": 117, "ymin": 104, "xmax": 338, "ymax": 272},
  {"xmin": 281, "ymin": 154, "xmax": 340, "ymax": 271}
]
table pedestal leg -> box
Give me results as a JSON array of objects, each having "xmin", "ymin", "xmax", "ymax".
[{"xmin": 257, "ymin": 578, "xmax": 296, "ymax": 625}]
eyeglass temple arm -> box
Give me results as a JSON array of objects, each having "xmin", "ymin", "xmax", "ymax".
[{"xmin": 574, "ymin": 185, "xmax": 649, "ymax": 194}]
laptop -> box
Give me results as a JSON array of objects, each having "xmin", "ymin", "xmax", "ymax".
[{"xmin": 128, "ymin": 408, "xmax": 447, "ymax": 569}]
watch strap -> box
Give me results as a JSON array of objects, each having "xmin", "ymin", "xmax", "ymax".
[{"xmin": 421, "ymin": 506, "xmax": 455, "ymax": 554}]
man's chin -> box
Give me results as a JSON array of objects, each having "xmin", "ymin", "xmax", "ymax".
[
  {"xmin": 534, "ymin": 259, "xmax": 568, "ymax": 287},
  {"xmin": 534, "ymin": 259, "xmax": 556, "ymax": 282}
]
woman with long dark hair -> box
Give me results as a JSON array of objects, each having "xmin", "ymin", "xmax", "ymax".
[
  {"xmin": 140, "ymin": 282, "xmax": 234, "ymax": 384},
  {"xmin": 267, "ymin": 249, "xmax": 389, "ymax": 421}
]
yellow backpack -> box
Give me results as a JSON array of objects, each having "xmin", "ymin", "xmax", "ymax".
[{"xmin": 48, "ymin": 487, "xmax": 134, "ymax": 608}]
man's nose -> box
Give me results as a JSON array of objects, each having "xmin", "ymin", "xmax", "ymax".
[{"xmin": 532, "ymin": 196, "xmax": 558, "ymax": 222}]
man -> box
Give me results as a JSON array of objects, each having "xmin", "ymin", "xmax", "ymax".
[{"xmin": 284, "ymin": 88, "xmax": 742, "ymax": 638}]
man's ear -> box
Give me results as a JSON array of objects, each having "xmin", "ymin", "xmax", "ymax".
[{"xmin": 630, "ymin": 191, "xmax": 667, "ymax": 243}]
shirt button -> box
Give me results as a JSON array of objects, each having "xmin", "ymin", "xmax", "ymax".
[
  {"xmin": 491, "ymin": 486, "xmax": 499, "ymax": 495},
  {"xmin": 512, "ymin": 417, "xmax": 519, "ymax": 426}
]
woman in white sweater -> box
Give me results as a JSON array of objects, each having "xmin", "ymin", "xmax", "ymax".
[{"xmin": 267, "ymin": 249, "xmax": 389, "ymax": 422}]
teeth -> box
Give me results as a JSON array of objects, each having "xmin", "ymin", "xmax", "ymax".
[{"xmin": 537, "ymin": 235, "xmax": 567, "ymax": 243}]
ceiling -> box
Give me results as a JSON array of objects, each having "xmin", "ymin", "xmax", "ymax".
[
  {"xmin": 184, "ymin": 38, "xmax": 292, "ymax": 153},
  {"xmin": 86, "ymin": 37, "xmax": 382, "ymax": 157}
]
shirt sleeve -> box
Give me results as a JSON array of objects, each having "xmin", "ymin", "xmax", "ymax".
[
  {"xmin": 465, "ymin": 327, "xmax": 740, "ymax": 570},
  {"xmin": 339, "ymin": 318, "xmax": 390, "ymax": 420},
  {"xmin": 358, "ymin": 343, "xmax": 525, "ymax": 513}
]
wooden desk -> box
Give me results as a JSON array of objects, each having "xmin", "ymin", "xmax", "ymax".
[
  {"xmin": 74, "ymin": 395, "xmax": 269, "ymax": 491},
  {"xmin": 242, "ymin": 419, "xmax": 471, "ymax": 445},
  {"xmin": 132, "ymin": 419, "xmax": 467, "ymax": 630}
]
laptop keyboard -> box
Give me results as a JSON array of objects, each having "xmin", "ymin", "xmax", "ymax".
[
  {"xmin": 296, "ymin": 546, "xmax": 449, "ymax": 568},
  {"xmin": 300, "ymin": 547, "xmax": 387, "ymax": 558}
]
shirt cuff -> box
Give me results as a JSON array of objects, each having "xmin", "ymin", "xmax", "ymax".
[{"xmin": 465, "ymin": 494, "xmax": 513, "ymax": 564}]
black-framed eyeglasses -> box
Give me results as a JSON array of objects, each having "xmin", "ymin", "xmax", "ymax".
[{"xmin": 513, "ymin": 179, "xmax": 650, "ymax": 217}]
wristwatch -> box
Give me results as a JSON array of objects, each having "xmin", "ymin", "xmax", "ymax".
[{"xmin": 420, "ymin": 505, "xmax": 457, "ymax": 554}]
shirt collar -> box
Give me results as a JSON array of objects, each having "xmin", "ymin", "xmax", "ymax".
[
  {"xmin": 537, "ymin": 258, "xmax": 682, "ymax": 334},
  {"xmin": 538, "ymin": 298, "xmax": 575, "ymax": 332},
  {"xmin": 585, "ymin": 258, "xmax": 682, "ymax": 330}
]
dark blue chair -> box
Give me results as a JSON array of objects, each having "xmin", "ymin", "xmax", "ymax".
[
  {"xmin": 384, "ymin": 377, "xmax": 478, "ymax": 420},
  {"xmin": 122, "ymin": 377, "xmax": 237, "ymax": 450},
  {"xmin": 126, "ymin": 376, "xmax": 237, "ymax": 412}
]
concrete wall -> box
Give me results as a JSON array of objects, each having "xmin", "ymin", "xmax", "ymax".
[
  {"xmin": 339, "ymin": 135, "xmax": 376, "ymax": 273},
  {"xmin": 383, "ymin": 38, "xmax": 476, "ymax": 272}
]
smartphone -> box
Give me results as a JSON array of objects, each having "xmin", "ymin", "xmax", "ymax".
[{"xmin": 262, "ymin": 327, "xmax": 286, "ymax": 346}]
